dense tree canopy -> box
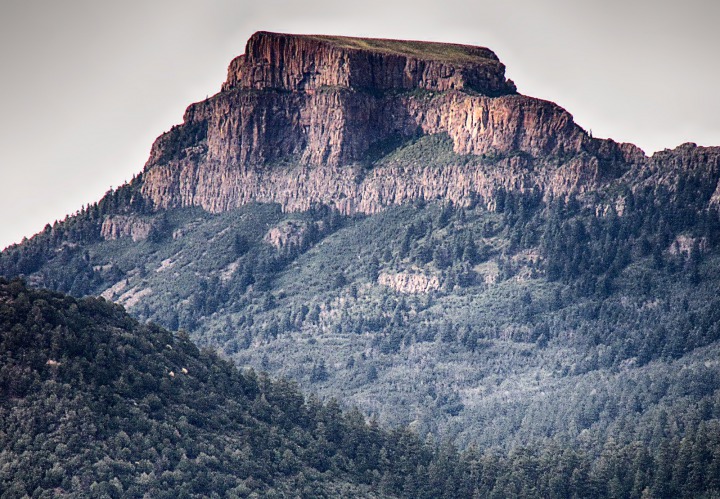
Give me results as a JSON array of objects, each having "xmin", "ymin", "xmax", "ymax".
[{"xmin": 1, "ymin": 278, "xmax": 720, "ymax": 497}]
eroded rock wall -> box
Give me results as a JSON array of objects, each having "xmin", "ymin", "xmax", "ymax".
[
  {"xmin": 138, "ymin": 31, "xmax": 650, "ymax": 217},
  {"xmin": 222, "ymin": 31, "xmax": 516, "ymax": 95}
]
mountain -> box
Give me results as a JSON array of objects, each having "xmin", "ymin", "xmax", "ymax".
[
  {"xmin": 2, "ymin": 30, "xmax": 720, "ymax": 489},
  {"xmin": 139, "ymin": 31, "xmax": 639, "ymax": 214}
]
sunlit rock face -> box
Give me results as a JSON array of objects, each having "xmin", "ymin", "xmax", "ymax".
[{"xmin": 139, "ymin": 30, "xmax": 656, "ymax": 216}]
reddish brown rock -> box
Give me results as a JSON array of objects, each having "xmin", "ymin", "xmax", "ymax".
[
  {"xmin": 139, "ymin": 31, "xmax": 649, "ymax": 216},
  {"xmin": 222, "ymin": 31, "xmax": 516, "ymax": 95}
]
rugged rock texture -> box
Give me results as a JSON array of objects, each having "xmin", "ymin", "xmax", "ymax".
[
  {"xmin": 642, "ymin": 143, "xmax": 720, "ymax": 199},
  {"xmin": 100, "ymin": 215, "xmax": 152, "ymax": 242},
  {"xmin": 264, "ymin": 220, "xmax": 315, "ymax": 250},
  {"xmin": 222, "ymin": 31, "xmax": 517, "ymax": 95},
  {"xmin": 138, "ymin": 31, "xmax": 656, "ymax": 218},
  {"xmin": 378, "ymin": 270, "xmax": 440, "ymax": 294},
  {"xmin": 142, "ymin": 151, "xmax": 612, "ymax": 216}
]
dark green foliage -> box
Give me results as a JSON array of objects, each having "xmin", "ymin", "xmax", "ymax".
[
  {"xmin": 150, "ymin": 119, "xmax": 208, "ymax": 166},
  {"xmin": 0, "ymin": 279, "xmax": 456, "ymax": 497},
  {"xmin": 9, "ymin": 278, "xmax": 716, "ymax": 497},
  {"xmin": 5, "ymin": 186, "xmax": 720, "ymax": 465},
  {"xmin": 0, "ymin": 175, "xmax": 149, "ymax": 294},
  {"xmin": 374, "ymin": 133, "xmax": 478, "ymax": 169}
]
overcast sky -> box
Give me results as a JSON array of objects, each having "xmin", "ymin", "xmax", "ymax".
[{"xmin": 1, "ymin": 0, "xmax": 718, "ymax": 249}]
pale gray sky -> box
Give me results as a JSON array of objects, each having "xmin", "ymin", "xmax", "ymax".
[{"xmin": 1, "ymin": 0, "xmax": 718, "ymax": 249}]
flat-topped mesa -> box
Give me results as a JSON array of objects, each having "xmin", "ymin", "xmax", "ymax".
[
  {"xmin": 222, "ymin": 31, "xmax": 517, "ymax": 96},
  {"xmin": 140, "ymin": 31, "xmax": 646, "ymax": 215}
]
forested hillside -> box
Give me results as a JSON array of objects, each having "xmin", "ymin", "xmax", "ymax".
[
  {"xmin": 2, "ymin": 135, "xmax": 720, "ymax": 453},
  {"xmin": 0, "ymin": 278, "xmax": 454, "ymax": 497},
  {"xmin": 2, "ymin": 278, "xmax": 720, "ymax": 498}
]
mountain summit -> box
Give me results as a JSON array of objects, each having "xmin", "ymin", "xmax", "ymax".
[
  {"xmin": 140, "ymin": 31, "xmax": 645, "ymax": 216},
  {"xmin": 223, "ymin": 31, "xmax": 517, "ymax": 95}
]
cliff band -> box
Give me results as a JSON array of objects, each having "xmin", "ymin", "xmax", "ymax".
[{"xmin": 138, "ymin": 31, "xmax": 675, "ymax": 217}]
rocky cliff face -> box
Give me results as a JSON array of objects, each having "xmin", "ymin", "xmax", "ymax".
[
  {"xmin": 100, "ymin": 215, "xmax": 152, "ymax": 241},
  {"xmin": 137, "ymin": 31, "xmax": 700, "ymax": 218},
  {"xmin": 222, "ymin": 31, "xmax": 516, "ymax": 95}
]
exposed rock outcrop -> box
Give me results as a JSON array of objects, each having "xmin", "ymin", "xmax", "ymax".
[
  {"xmin": 378, "ymin": 270, "xmax": 440, "ymax": 294},
  {"xmin": 264, "ymin": 220, "xmax": 315, "ymax": 250},
  {"xmin": 100, "ymin": 215, "xmax": 152, "ymax": 242},
  {"xmin": 142, "ymin": 149, "xmax": 615, "ymax": 216},
  {"xmin": 137, "ymin": 31, "xmax": 656, "ymax": 218},
  {"xmin": 644, "ymin": 143, "xmax": 720, "ymax": 196},
  {"xmin": 222, "ymin": 31, "xmax": 517, "ymax": 95}
]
